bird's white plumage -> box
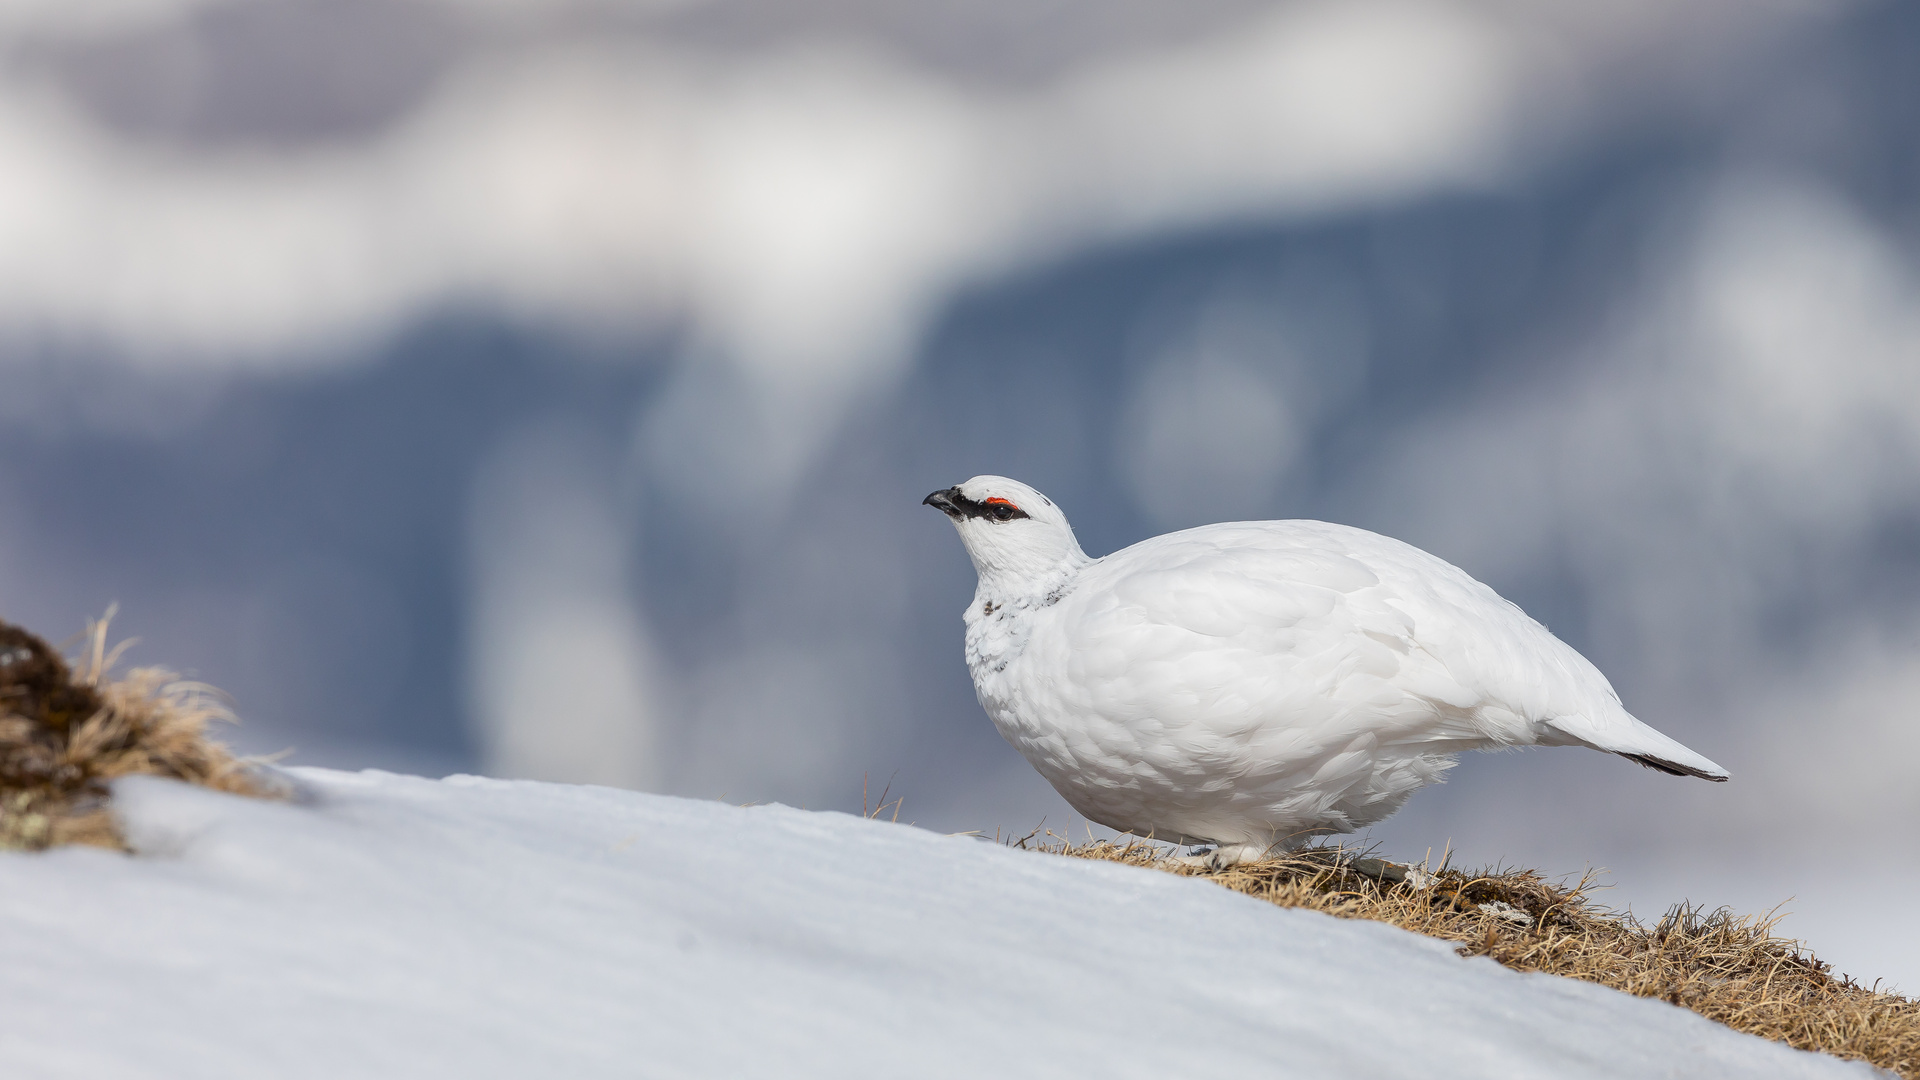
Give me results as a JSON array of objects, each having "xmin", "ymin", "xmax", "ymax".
[{"xmin": 929, "ymin": 476, "xmax": 1726, "ymax": 864}]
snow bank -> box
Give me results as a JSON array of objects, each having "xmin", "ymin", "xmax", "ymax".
[{"xmin": 0, "ymin": 770, "xmax": 1874, "ymax": 1079}]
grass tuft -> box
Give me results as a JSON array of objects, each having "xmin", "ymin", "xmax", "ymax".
[
  {"xmin": 1, "ymin": 612, "xmax": 282, "ymax": 852},
  {"xmin": 1049, "ymin": 837, "xmax": 1919, "ymax": 1077}
]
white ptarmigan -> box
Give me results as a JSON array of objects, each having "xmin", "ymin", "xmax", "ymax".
[{"xmin": 926, "ymin": 476, "xmax": 1727, "ymax": 866}]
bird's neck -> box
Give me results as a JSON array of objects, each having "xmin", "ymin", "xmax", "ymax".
[
  {"xmin": 966, "ymin": 549, "xmax": 1091, "ymax": 615},
  {"xmin": 963, "ymin": 554, "xmax": 1088, "ymax": 681}
]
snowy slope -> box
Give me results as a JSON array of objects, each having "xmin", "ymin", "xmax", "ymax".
[{"xmin": 0, "ymin": 770, "xmax": 1875, "ymax": 1080}]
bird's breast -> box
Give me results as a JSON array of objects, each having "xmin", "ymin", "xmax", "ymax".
[{"xmin": 964, "ymin": 604, "xmax": 1027, "ymax": 681}]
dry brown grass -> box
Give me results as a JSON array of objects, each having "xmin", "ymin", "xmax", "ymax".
[
  {"xmin": 1047, "ymin": 837, "xmax": 1918, "ymax": 1077},
  {"xmin": 1, "ymin": 612, "xmax": 281, "ymax": 852}
]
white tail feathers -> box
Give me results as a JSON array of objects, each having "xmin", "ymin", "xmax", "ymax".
[{"xmin": 1542, "ymin": 713, "xmax": 1730, "ymax": 782}]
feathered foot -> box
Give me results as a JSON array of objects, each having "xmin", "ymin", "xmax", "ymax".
[{"xmin": 1172, "ymin": 842, "xmax": 1270, "ymax": 870}]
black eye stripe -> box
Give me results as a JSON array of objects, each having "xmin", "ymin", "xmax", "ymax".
[{"xmin": 923, "ymin": 487, "xmax": 1031, "ymax": 522}]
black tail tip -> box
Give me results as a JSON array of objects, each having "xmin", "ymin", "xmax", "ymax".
[{"xmin": 1619, "ymin": 753, "xmax": 1730, "ymax": 782}]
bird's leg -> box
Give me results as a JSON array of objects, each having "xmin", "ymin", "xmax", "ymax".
[
  {"xmin": 1171, "ymin": 845, "xmax": 1216, "ymax": 869},
  {"xmin": 1172, "ymin": 842, "xmax": 1269, "ymax": 870}
]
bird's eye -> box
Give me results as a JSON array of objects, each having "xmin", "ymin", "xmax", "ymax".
[{"xmin": 964, "ymin": 495, "xmax": 1028, "ymax": 523}]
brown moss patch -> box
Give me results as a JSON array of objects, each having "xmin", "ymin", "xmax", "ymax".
[
  {"xmin": 1, "ymin": 613, "xmax": 281, "ymax": 852},
  {"xmin": 1048, "ymin": 838, "xmax": 1919, "ymax": 1078}
]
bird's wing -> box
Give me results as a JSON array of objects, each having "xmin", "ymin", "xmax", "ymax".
[
  {"xmin": 1048, "ymin": 521, "xmax": 1725, "ymax": 777},
  {"xmin": 1315, "ymin": 522, "xmax": 1726, "ymax": 778},
  {"xmin": 1047, "ymin": 524, "xmax": 1494, "ymax": 762}
]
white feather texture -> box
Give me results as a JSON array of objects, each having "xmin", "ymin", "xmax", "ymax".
[{"xmin": 927, "ymin": 475, "xmax": 1727, "ymax": 865}]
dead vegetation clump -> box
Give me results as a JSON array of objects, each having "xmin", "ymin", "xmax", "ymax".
[
  {"xmin": 1048, "ymin": 837, "xmax": 1919, "ymax": 1078},
  {"xmin": 0, "ymin": 613, "xmax": 278, "ymax": 852}
]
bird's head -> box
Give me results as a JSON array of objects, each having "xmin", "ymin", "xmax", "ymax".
[{"xmin": 924, "ymin": 476, "xmax": 1088, "ymax": 594}]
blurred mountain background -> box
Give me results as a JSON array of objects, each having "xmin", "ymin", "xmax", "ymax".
[{"xmin": 2, "ymin": 0, "xmax": 1917, "ymax": 986}]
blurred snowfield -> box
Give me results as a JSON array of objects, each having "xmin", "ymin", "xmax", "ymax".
[{"xmin": 1, "ymin": 0, "xmax": 1918, "ymax": 985}]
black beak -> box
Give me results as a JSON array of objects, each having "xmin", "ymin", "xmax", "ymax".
[{"xmin": 923, "ymin": 487, "xmax": 963, "ymax": 517}]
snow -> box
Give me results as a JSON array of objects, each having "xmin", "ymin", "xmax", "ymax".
[{"xmin": 0, "ymin": 770, "xmax": 1876, "ymax": 1079}]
